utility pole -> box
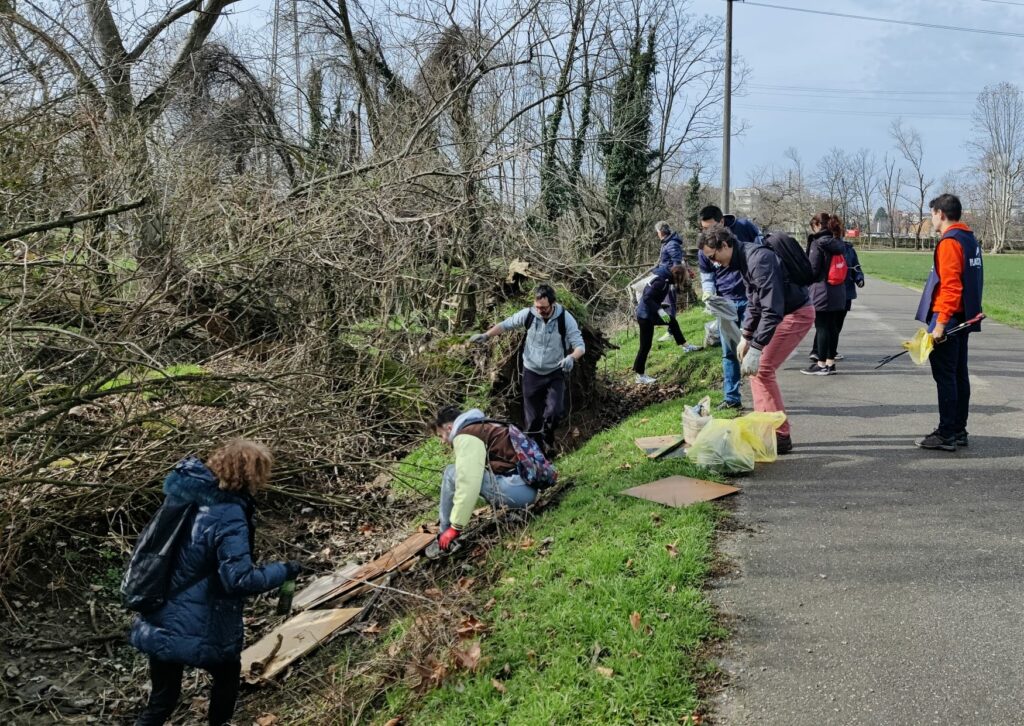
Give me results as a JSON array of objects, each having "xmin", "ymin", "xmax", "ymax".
[{"xmin": 721, "ymin": 0, "xmax": 734, "ymax": 213}]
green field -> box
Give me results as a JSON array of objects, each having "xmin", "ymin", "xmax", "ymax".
[{"xmin": 858, "ymin": 251, "xmax": 1024, "ymax": 329}]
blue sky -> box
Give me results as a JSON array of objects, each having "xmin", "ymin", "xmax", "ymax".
[{"xmin": 218, "ymin": 0, "xmax": 1024, "ymax": 186}]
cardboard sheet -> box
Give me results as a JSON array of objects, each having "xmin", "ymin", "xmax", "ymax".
[
  {"xmin": 620, "ymin": 475, "xmax": 739, "ymax": 507},
  {"xmin": 633, "ymin": 435, "xmax": 687, "ymax": 460},
  {"xmin": 292, "ymin": 563, "xmax": 361, "ymax": 612},
  {"xmin": 241, "ymin": 608, "xmax": 362, "ymax": 683}
]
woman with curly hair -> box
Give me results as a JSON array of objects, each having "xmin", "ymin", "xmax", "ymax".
[{"xmin": 130, "ymin": 439, "xmax": 301, "ymax": 726}]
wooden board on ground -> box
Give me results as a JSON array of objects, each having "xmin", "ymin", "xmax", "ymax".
[
  {"xmin": 633, "ymin": 435, "xmax": 687, "ymax": 460},
  {"xmin": 241, "ymin": 608, "xmax": 362, "ymax": 683},
  {"xmin": 292, "ymin": 563, "xmax": 361, "ymax": 612},
  {"xmin": 621, "ymin": 475, "xmax": 739, "ymax": 508},
  {"xmin": 292, "ymin": 531, "xmax": 435, "ymax": 611}
]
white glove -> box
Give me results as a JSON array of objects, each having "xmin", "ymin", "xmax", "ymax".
[
  {"xmin": 658, "ymin": 308, "xmax": 670, "ymax": 322},
  {"xmin": 469, "ymin": 333, "xmax": 488, "ymax": 344},
  {"xmin": 701, "ymin": 291, "xmax": 713, "ymax": 303},
  {"xmin": 740, "ymin": 347, "xmax": 762, "ymax": 377},
  {"xmin": 736, "ymin": 337, "xmax": 750, "ymax": 362},
  {"xmin": 561, "ymin": 355, "xmax": 575, "ymax": 373}
]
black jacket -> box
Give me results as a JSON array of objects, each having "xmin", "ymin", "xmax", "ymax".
[
  {"xmin": 806, "ymin": 231, "xmax": 848, "ymax": 312},
  {"xmin": 735, "ymin": 240, "xmax": 810, "ymax": 350}
]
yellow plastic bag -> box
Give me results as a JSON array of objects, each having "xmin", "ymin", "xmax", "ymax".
[
  {"xmin": 734, "ymin": 411, "xmax": 787, "ymax": 463},
  {"xmin": 902, "ymin": 328, "xmax": 935, "ymax": 365},
  {"xmin": 687, "ymin": 418, "xmax": 755, "ymax": 474}
]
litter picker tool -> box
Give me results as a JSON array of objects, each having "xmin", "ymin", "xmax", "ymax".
[{"xmin": 875, "ymin": 313, "xmax": 985, "ymax": 369}]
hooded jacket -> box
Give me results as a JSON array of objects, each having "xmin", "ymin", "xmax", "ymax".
[
  {"xmin": 698, "ymin": 215, "xmax": 761, "ymax": 301},
  {"xmin": 499, "ymin": 303, "xmax": 586, "ymax": 375},
  {"xmin": 129, "ymin": 457, "xmax": 288, "ymax": 667},
  {"xmin": 636, "ymin": 265, "xmax": 678, "ymax": 321},
  {"xmin": 843, "ymin": 241, "xmax": 864, "ymax": 302},
  {"xmin": 656, "ymin": 232, "xmax": 684, "ymax": 269},
  {"xmin": 806, "ymin": 231, "xmax": 848, "ymax": 312},
  {"xmin": 735, "ymin": 239, "xmax": 810, "ymax": 350}
]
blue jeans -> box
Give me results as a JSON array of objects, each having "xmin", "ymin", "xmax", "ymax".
[
  {"xmin": 720, "ymin": 298, "xmax": 747, "ymax": 404},
  {"xmin": 439, "ymin": 464, "xmax": 537, "ymax": 531}
]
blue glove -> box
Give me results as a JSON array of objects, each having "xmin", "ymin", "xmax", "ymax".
[
  {"xmin": 561, "ymin": 355, "xmax": 575, "ymax": 373},
  {"xmin": 740, "ymin": 347, "xmax": 762, "ymax": 377}
]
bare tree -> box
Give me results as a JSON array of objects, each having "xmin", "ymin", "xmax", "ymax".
[
  {"xmin": 815, "ymin": 146, "xmax": 854, "ymax": 224},
  {"xmin": 880, "ymin": 153, "xmax": 902, "ymax": 246},
  {"xmin": 849, "ymin": 148, "xmax": 878, "ymax": 233},
  {"xmin": 969, "ymin": 82, "xmax": 1024, "ymax": 254},
  {"xmin": 891, "ymin": 118, "xmax": 932, "ymax": 249}
]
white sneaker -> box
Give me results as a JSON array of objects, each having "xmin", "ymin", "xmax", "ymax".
[
  {"xmin": 657, "ymin": 332, "xmax": 673, "ymax": 343},
  {"xmin": 681, "ymin": 343, "xmax": 700, "ymax": 353},
  {"xmin": 635, "ymin": 373, "xmax": 657, "ymax": 385}
]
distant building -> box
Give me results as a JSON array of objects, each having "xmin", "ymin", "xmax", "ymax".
[{"xmin": 731, "ymin": 187, "xmax": 760, "ymax": 217}]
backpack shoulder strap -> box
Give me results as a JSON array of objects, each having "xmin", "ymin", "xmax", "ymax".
[
  {"xmin": 556, "ymin": 310, "xmax": 569, "ymax": 354},
  {"xmin": 524, "ymin": 310, "xmax": 534, "ymax": 331}
]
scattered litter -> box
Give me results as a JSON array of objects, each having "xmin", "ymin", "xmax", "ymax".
[
  {"xmin": 620, "ymin": 475, "xmax": 739, "ymax": 508},
  {"xmin": 633, "ymin": 435, "xmax": 687, "ymax": 460}
]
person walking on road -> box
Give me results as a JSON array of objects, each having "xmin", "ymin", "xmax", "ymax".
[
  {"xmin": 698, "ymin": 205, "xmax": 762, "ymax": 410},
  {"xmin": 697, "ymin": 225, "xmax": 814, "ymax": 454},
  {"xmin": 915, "ymin": 193, "xmax": 984, "ymax": 451},
  {"xmin": 801, "ymin": 213, "xmax": 848, "ymax": 376},
  {"xmin": 633, "ymin": 264, "xmax": 693, "ymax": 384},
  {"xmin": 830, "ymin": 237, "xmax": 865, "ymax": 361},
  {"xmin": 468, "ymin": 284, "xmax": 585, "ymax": 454}
]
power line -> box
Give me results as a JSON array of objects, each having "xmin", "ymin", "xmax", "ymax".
[
  {"xmin": 738, "ymin": 1, "xmax": 1024, "ymax": 39},
  {"xmin": 748, "ymin": 84, "xmax": 974, "ymax": 96},
  {"xmin": 979, "ymin": 0, "xmax": 1024, "ymax": 7},
  {"xmin": 735, "ymin": 103, "xmax": 971, "ymax": 120}
]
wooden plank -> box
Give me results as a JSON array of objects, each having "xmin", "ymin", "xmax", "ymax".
[
  {"xmin": 291, "ymin": 531, "xmax": 434, "ymax": 611},
  {"xmin": 634, "ymin": 435, "xmax": 687, "ymax": 460},
  {"xmin": 292, "ymin": 564, "xmax": 361, "ymax": 612},
  {"xmin": 241, "ymin": 608, "xmax": 361, "ymax": 683},
  {"xmin": 620, "ymin": 475, "xmax": 739, "ymax": 508}
]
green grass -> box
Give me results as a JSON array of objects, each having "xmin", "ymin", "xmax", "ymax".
[
  {"xmin": 859, "ymin": 251, "xmax": 1024, "ymax": 329},
  {"xmin": 409, "ymin": 397, "xmax": 725, "ymax": 725}
]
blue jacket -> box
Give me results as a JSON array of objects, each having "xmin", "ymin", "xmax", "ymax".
[
  {"xmin": 129, "ymin": 458, "xmax": 288, "ymax": 667},
  {"xmin": 805, "ymin": 231, "xmax": 847, "ymax": 312},
  {"xmin": 698, "ymin": 215, "xmax": 760, "ymax": 301},
  {"xmin": 656, "ymin": 233, "xmax": 684, "ymax": 269},
  {"xmin": 843, "ymin": 242, "xmax": 864, "ymax": 302},
  {"xmin": 915, "ymin": 226, "xmax": 984, "ymax": 333},
  {"xmin": 637, "ymin": 265, "xmax": 677, "ymax": 321}
]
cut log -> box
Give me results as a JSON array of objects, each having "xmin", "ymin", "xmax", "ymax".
[{"xmin": 241, "ymin": 608, "xmax": 362, "ymax": 683}]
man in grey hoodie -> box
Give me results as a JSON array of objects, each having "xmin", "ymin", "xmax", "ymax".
[{"xmin": 469, "ymin": 284, "xmax": 586, "ymax": 453}]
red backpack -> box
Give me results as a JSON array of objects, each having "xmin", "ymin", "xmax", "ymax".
[{"xmin": 826, "ymin": 253, "xmax": 847, "ymax": 286}]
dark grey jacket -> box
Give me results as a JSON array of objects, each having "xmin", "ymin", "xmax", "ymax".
[
  {"xmin": 735, "ymin": 240, "xmax": 810, "ymax": 350},
  {"xmin": 806, "ymin": 231, "xmax": 848, "ymax": 312}
]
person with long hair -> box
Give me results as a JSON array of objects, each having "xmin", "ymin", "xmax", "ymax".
[
  {"xmin": 130, "ymin": 440, "xmax": 301, "ymax": 726},
  {"xmin": 633, "ymin": 264, "xmax": 692, "ymax": 384},
  {"xmin": 801, "ymin": 212, "xmax": 848, "ymax": 376}
]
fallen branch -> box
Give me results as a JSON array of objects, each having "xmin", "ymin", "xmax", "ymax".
[{"xmin": 0, "ymin": 198, "xmax": 149, "ymax": 244}]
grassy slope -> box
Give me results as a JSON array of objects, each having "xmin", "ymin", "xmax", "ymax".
[
  {"xmin": 858, "ymin": 251, "xmax": 1024, "ymax": 329},
  {"xmin": 391, "ymin": 305, "xmax": 731, "ymax": 724}
]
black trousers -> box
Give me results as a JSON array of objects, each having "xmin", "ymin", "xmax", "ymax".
[
  {"xmin": 522, "ymin": 368, "xmax": 565, "ymax": 450},
  {"xmin": 633, "ymin": 317, "xmax": 686, "ymax": 375},
  {"xmin": 928, "ymin": 331, "xmax": 971, "ymax": 438},
  {"xmin": 136, "ymin": 657, "xmax": 241, "ymax": 726},
  {"xmin": 811, "ymin": 310, "xmax": 843, "ymax": 361}
]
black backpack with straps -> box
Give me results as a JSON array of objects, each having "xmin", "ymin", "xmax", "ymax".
[{"xmin": 121, "ymin": 500, "xmax": 204, "ymax": 613}]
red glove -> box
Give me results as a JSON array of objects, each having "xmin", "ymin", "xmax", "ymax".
[{"xmin": 438, "ymin": 527, "xmax": 460, "ymax": 551}]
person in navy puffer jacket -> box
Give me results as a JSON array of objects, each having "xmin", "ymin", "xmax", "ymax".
[{"xmin": 130, "ymin": 440, "xmax": 301, "ymax": 726}]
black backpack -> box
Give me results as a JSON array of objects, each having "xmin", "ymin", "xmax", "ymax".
[
  {"xmin": 121, "ymin": 500, "xmax": 198, "ymax": 613},
  {"xmin": 523, "ymin": 309, "xmax": 571, "ymax": 355},
  {"xmin": 763, "ymin": 233, "xmax": 814, "ymax": 287}
]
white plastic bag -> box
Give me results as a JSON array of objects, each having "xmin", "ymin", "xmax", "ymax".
[
  {"xmin": 687, "ymin": 418, "xmax": 755, "ymax": 474},
  {"xmin": 703, "ymin": 320, "xmax": 720, "ymax": 348},
  {"xmin": 682, "ymin": 395, "xmax": 712, "ymax": 446}
]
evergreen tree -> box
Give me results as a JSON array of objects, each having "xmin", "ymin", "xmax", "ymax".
[
  {"xmin": 686, "ymin": 168, "xmax": 702, "ymax": 237},
  {"xmin": 602, "ymin": 28, "xmax": 658, "ymax": 238}
]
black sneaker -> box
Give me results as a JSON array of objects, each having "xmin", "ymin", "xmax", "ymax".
[
  {"xmin": 916, "ymin": 430, "xmax": 956, "ymax": 451},
  {"xmin": 800, "ymin": 363, "xmax": 831, "ymax": 376},
  {"xmin": 823, "ymin": 364, "xmax": 837, "ymax": 375},
  {"xmin": 834, "ymin": 353, "xmax": 845, "ymax": 361},
  {"xmin": 809, "ymin": 352, "xmax": 819, "ymax": 362},
  {"xmin": 776, "ymin": 433, "xmax": 793, "ymax": 455},
  {"xmin": 954, "ymin": 430, "xmax": 969, "ymax": 447},
  {"xmin": 716, "ymin": 400, "xmax": 743, "ymax": 411}
]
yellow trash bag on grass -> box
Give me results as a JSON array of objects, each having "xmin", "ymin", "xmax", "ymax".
[
  {"xmin": 734, "ymin": 411, "xmax": 787, "ymax": 463},
  {"xmin": 687, "ymin": 418, "xmax": 755, "ymax": 474},
  {"xmin": 902, "ymin": 328, "xmax": 935, "ymax": 365}
]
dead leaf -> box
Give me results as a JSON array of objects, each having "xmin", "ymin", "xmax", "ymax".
[
  {"xmin": 455, "ymin": 616, "xmax": 488, "ymax": 640},
  {"xmin": 451, "ymin": 641, "xmax": 483, "ymax": 672},
  {"xmin": 406, "ymin": 657, "xmax": 448, "ymax": 692},
  {"xmin": 595, "ymin": 666, "xmax": 614, "ymax": 679},
  {"xmin": 255, "ymin": 715, "xmax": 279, "ymax": 726},
  {"xmin": 519, "ymin": 536, "xmax": 535, "ymax": 550},
  {"xmin": 361, "ymin": 622, "xmax": 382, "ymax": 635},
  {"xmin": 618, "ymin": 462, "xmax": 632, "ymax": 471},
  {"xmin": 456, "ymin": 576, "xmax": 476, "ymax": 591},
  {"xmin": 384, "ymin": 719, "xmax": 403, "ymax": 726},
  {"xmin": 424, "ymin": 588, "xmax": 444, "ymax": 599},
  {"xmin": 417, "ymin": 523, "xmax": 432, "ymax": 534},
  {"xmin": 358, "ymin": 522, "xmax": 374, "ymax": 536},
  {"xmin": 630, "ymin": 611, "xmax": 642, "ymax": 631},
  {"xmin": 491, "ymin": 678, "xmax": 507, "ymax": 694},
  {"xmin": 483, "ymin": 597, "xmax": 497, "ymax": 611},
  {"xmin": 665, "ymin": 542, "xmax": 679, "ymax": 558}
]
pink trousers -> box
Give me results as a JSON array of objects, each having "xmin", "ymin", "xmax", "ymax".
[{"xmin": 751, "ymin": 304, "xmax": 815, "ymax": 437}]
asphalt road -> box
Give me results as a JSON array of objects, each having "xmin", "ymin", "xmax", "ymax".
[{"xmin": 713, "ymin": 277, "xmax": 1024, "ymax": 725}]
